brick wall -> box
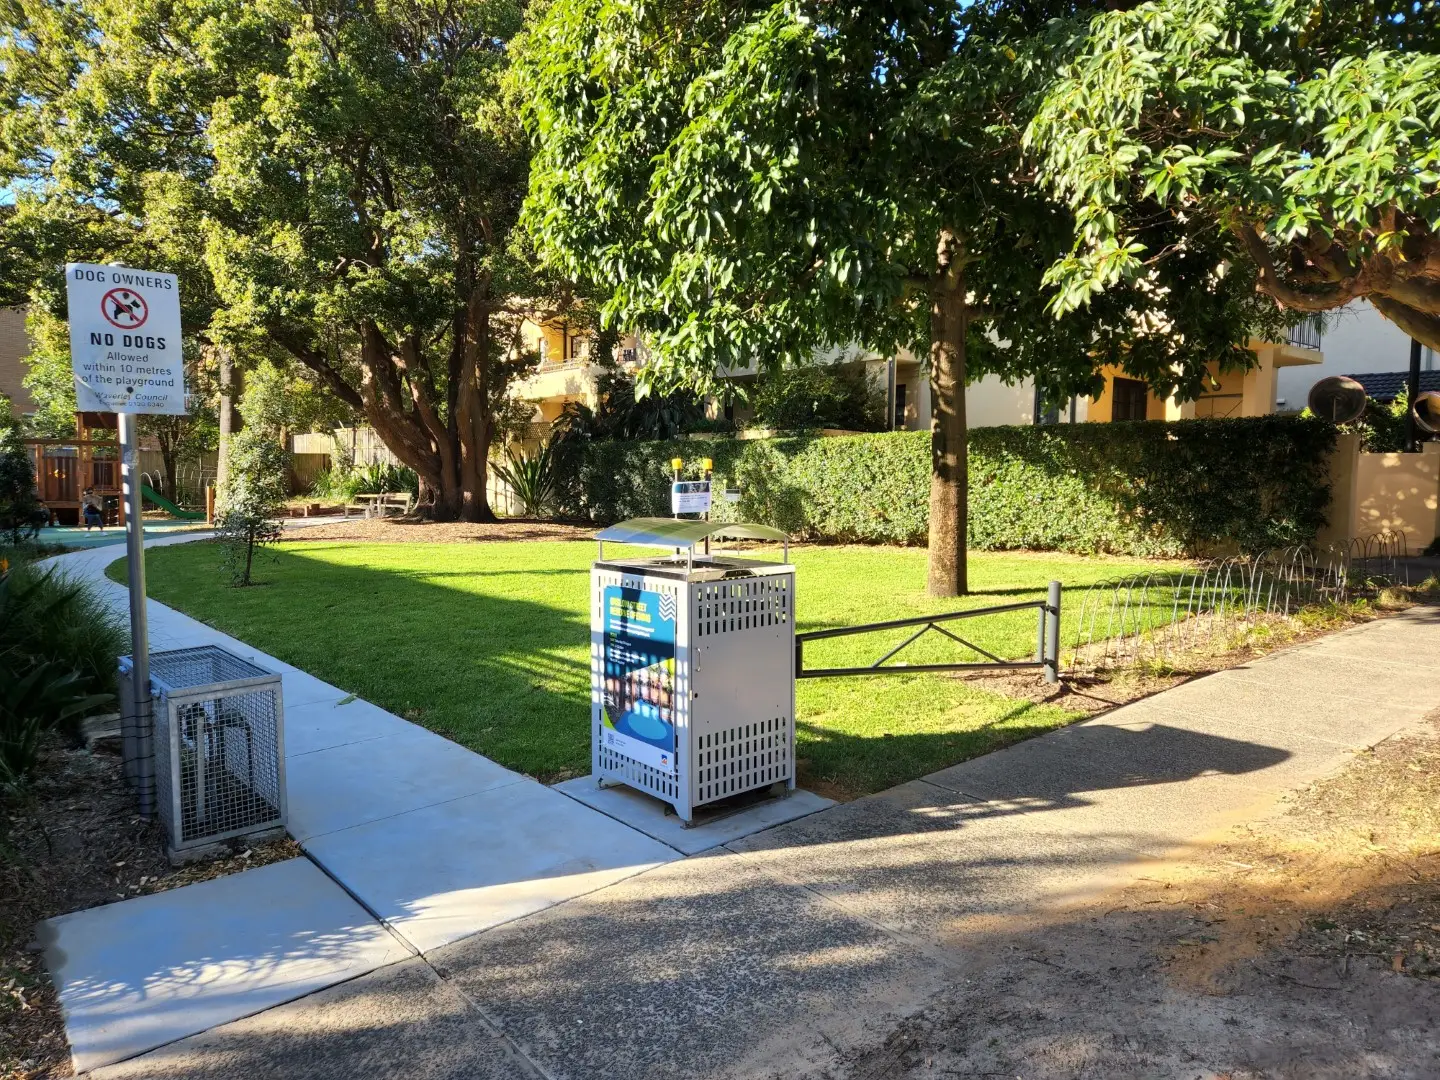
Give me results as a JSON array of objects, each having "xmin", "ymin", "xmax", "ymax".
[{"xmin": 0, "ymin": 306, "xmax": 36, "ymax": 412}]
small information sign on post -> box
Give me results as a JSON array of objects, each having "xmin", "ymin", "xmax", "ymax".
[
  {"xmin": 670, "ymin": 480, "xmax": 712, "ymax": 516},
  {"xmin": 65, "ymin": 262, "xmax": 188, "ymax": 820}
]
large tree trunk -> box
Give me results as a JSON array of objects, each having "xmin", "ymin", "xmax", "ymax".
[
  {"xmin": 1371, "ymin": 296, "xmax": 1440, "ymax": 354},
  {"xmin": 158, "ymin": 432, "xmax": 179, "ymax": 503},
  {"xmin": 274, "ymin": 304, "xmax": 504, "ymax": 523},
  {"xmin": 215, "ymin": 347, "xmax": 243, "ymax": 513},
  {"xmin": 927, "ymin": 233, "xmax": 969, "ymax": 598},
  {"xmin": 457, "ymin": 295, "xmax": 497, "ymax": 523}
]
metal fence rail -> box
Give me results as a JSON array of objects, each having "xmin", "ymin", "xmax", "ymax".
[
  {"xmin": 1067, "ymin": 531, "xmax": 1411, "ymax": 673},
  {"xmin": 796, "ymin": 581, "xmax": 1061, "ymax": 683}
]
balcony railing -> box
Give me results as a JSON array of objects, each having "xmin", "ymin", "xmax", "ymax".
[{"xmin": 1287, "ymin": 315, "xmax": 1323, "ymax": 351}]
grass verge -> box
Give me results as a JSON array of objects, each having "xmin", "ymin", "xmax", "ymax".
[{"xmin": 116, "ymin": 541, "xmax": 1186, "ymax": 797}]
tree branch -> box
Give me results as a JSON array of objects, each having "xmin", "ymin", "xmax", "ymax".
[
  {"xmin": 1232, "ymin": 223, "xmax": 1365, "ymax": 311},
  {"xmin": 270, "ymin": 329, "xmax": 365, "ymax": 411},
  {"xmin": 1371, "ymin": 296, "xmax": 1440, "ymax": 352}
]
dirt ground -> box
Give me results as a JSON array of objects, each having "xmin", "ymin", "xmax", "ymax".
[
  {"xmin": 280, "ymin": 517, "xmax": 593, "ymax": 543},
  {"xmin": 831, "ymin": 712, "xmax": 1440, "ymax": 1080},
  {"xmin": 0, "ymin": 745, "xmax": 299, "ymax": 1080}
]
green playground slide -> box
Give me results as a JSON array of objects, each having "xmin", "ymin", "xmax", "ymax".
[{"xmin": 140, "ymin": 484, "xmax": 207, "ymax": 521}]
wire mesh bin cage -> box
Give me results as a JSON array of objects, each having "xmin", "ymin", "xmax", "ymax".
[
  {"xmin": 119, "ymin": 645, "xmax": 287, "ymax": 851},
  {"xmin": 591, "ymin": 518, "xmax": 796, "ymax": 823}
]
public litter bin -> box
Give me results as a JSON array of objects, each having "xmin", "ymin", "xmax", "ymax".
[{"xmin": 591, "ymin": 518, "xmax": 796, "ymax": 823}]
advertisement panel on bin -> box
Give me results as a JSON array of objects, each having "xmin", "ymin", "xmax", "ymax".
[{"xmin": 600, "ymin": 586, "xmax": 678, "ymax": 774}]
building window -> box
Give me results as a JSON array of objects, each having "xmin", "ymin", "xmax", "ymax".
[
  {"xmin": 1032, "ymin": 384, "xmax": 1060, "ymax": 425},
  {"xmin": 1111, "ymin": 377, "xmax": 1149, "ymax": 422},
  {"xmin": 893, "ymin": 383, "xmax": 908, "ymax": 429}
]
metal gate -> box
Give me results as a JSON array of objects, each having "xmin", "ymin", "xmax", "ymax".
[{"xmin": 796, "ymin": 581, "xmax": 1061, "ymax": 683}]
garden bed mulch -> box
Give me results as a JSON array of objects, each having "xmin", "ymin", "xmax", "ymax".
[
  {"xmin": 280, "ymin": 517, "xmax": 594, "ymax": 544},
  {"xmin": 1, "ymin": 743, "xmax": 300, "ymax": 1080}
]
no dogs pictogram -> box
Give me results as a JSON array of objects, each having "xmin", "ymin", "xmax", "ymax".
[{"xmin": 102, "ymin": 288, "xmax": 149, "ymax": 330}]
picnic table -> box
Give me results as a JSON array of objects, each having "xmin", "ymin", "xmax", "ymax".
[{"xmin": 346, "ymin": 492, "xmax": 415, "ymax": 519}]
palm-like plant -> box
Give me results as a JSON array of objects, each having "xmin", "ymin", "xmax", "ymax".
[
  {"xmin": 0, "ymin": 567, "xmax": 115, "ymax": 788},
  {"xmin": 492, "ymin": 442, "xmax": 559, "ymax": 518}
]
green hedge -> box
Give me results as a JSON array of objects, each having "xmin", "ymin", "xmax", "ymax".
[{"xmin": 554, "ymin": 417, "xmax": 1336, "ymax": 557}]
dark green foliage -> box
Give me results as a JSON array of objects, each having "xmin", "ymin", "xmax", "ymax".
[
  {"xmin": 493, "ymin": 442, "xmax": 560, "ymax": 517},
  {"xmin": 1, "ymin": 662, "xmax": 111, "ymax": 787},
  {"xmin": 746, "ymin": 364, "xmax": 887, "ymax": 433},
  {"xmin": 0, "ymin": 433, "xmax": 45, "ymax": 546},
  {"xmin": 0, "ymin": 560, "xmax": 124, "ymax": 786},
  {"xmin": 552, "ymin": 361, "xmax": 708, "ymax": 442},
  {"xmin": 555, "ymin": 418, "xmax": 1337, "ymax": 556}
]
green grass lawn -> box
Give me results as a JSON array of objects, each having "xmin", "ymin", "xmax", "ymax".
[{"xmin": 116, "ymin": 541, "xmax": 1185, "ymax": 797}]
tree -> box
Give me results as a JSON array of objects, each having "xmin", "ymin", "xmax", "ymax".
[
  {"xmin": 552, "ymin": 356, "xmax": 709, "ymax": 443},
  {"xmin": 0, "ymin": 0, "xmax": 553, "ymax": 522},
  {"xmin": 1029, "ymin": 0, "xmax": 1440, "ymax": 348},
  {"xmin": 217, "ymin": 430, "xmax": 288, "ymax": 586},
  {"xmin": 515, "ymin": 0, "xmax": 1283, "ymax": 595},
  {"xmin": 747, "ymin": 362, "xmax": 887, "ymax": 433},
  {"xmin": 239, "ymin": 360, "xmax": 356, "ymax": 441},
  {"xmin": 0, "ymin": 432, "xmax": 45, "ymax": 545}
]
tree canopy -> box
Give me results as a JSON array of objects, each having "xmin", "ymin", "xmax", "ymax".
[
  {"xmin": 514, "ymin": 0, "xmax": 1283, "ymax": 593},
  {"xmin": 1, "ymin": 0, "xmax": 553, "ymax": 520},
  {"xmin": 1030, "ymin": 0, "xmax": 1440, "ymax": 348}
]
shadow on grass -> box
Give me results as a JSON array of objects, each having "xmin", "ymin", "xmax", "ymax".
[
  {"xmin": 126, "ymin": 543, "xmax": 596, "ymax": 780},
  {"xmin": 129, "ymin": 541, "xmax": 1291, "ymax": 806},
  {"xmin": 795, "ymin": 700, "xmax": 1068, "ymax": 799}
]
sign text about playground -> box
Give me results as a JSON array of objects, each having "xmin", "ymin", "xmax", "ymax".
[{"xmin": 66, "ymin": 262, "xmax": 187, "ymax": 415}]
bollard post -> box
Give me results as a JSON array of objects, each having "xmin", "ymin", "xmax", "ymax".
[{"xmin": 1044, "ymin": 580, "xmax": 1062, "ymax": 684}]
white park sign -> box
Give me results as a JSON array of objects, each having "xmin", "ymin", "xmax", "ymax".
[{"xmin": 66, "ymin": 262, "xmax": 187, "ymax": 415}]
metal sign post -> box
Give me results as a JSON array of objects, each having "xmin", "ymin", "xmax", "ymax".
[
  {"xmin": 65, "ymin": 261, "xmax": 187, "ymax": 820},
  {"xmin": 118, "ymin": 412, "xmax": 156, "ymax": 817}
]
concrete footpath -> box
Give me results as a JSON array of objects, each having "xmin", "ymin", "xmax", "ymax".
[
  {"xmin": 41, "ymin": 531, "xmax": 686, "ymax": 1072},
  {"xmin": 41, "ymin": 535, "xmax": 1440, "ymax": 1077}
]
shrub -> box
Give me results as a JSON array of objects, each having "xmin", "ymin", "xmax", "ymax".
[
  {"xmin": 745, "ymin": 363, "xmax": 887, "ymax": 433},
  {"xmin": 553, "ymin": 417, "xmax": 1337, "ymax": 556},
  {"xmin": 0, "ymin": 559, "xmax": 124, "ymax": 785},
  {"xmin": 308, "ymin": 465, "xmax": 362, "ymax": 502},
  {"xmin": 353, "ymin": 461, "xmax": 419, "ymax": 497},
  {"xmin": 552, "ymin": 360, "xmax": 708, "ymax": 442},
  {"xmin": 0, "ymin": 433, "xmax": 45, "ymax": 546},
  {"xmin": 219, "ymin": 431, "xmax": 289, "ymax": 586},
  {"xmin": 1341, "ymin": 390, "xmax": 1410, "ymax": 453},
  {"xmin": 493, "ymin": 442, "xmax": 560, "ymax": 517}
]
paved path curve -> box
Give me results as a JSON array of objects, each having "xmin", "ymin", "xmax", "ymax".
[{"xmin": 40, "ymin": 529, "xmax": 680, "ymax": 1072}]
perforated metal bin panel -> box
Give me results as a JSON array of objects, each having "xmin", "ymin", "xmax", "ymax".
[
  {"xmin": 143, "ymin": 646, "xmax": 288, "ymax": 850},
  {"xmin": 591, "ymin": 556, "xmax": 795, "ymax": 822}
]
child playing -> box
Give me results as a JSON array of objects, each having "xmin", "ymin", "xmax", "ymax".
[{"xmin": 81, "ymin": 487, "xmax": 105, "ymax": 530}]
